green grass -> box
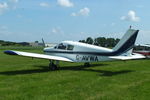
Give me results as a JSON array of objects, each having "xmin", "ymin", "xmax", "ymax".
[{"xmin": 0, "ymin": 47, "xmax": 150, "ymax": 100}]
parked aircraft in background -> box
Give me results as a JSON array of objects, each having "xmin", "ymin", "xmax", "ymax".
[
  {"xmin": 133, "ymin": 44, "xmax": 150, "ymax": 58},
  {"xmin": 4, "ymin": 28, "xmax": 145, "ymax": 70}
]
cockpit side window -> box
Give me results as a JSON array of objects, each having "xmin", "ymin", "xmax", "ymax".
[
  {"xmin": 67, "ymin": 45, "xmax": 74, "ymax": 50},
  {"xmin": 57, "ymin": 43, "xmax": 67, "ymax": 50}
]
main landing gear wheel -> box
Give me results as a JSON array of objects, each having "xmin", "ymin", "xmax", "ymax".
[{"xmin": 49, "ymin": 60, "xmax": 59, "ymax": 70}]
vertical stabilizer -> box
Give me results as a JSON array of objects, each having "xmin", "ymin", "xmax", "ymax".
[{"xmin": 113, "ymin": 29, "xmax": 139, "ymax": 55}]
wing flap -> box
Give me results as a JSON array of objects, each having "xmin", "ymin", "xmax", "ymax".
[{"xmin": 4, "ymin": 50, "xmax": 73, "ymax": 62}]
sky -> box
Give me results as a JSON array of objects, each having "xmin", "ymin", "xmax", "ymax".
[{"xmin": 0, "ymin": 0, "xmax": 150, "ymax": 44}]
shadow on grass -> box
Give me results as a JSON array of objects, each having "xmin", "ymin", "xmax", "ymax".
[
  {"xmin": 0, "ymin": 63, "xmax": 134, "ymax": 76},
  {"xmin": 0, "ymin": 68, "xmax": 49, "ymax": 75},
  {"xmin": 59, "ymin": 64, "xmax": 134, "ymax": 76}
]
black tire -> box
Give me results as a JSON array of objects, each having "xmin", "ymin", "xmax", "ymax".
[
  {"xmin": 84, "ymin": 62, "xmax": 90, "ymax": 67},
  {"xmin": 49, "ymin": 63, "xmax": 58, "ymax": 70}
]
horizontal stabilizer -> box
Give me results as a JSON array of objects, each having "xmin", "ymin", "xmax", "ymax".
[
  {"xmin": 4, "ymin": 50, "xmax": 73, "ymax": 62},
  {"xmin": 109, "ymin": 53, "xmax": 145, "ymax": 60}
]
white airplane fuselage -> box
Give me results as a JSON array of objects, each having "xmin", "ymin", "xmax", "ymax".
[{"xmin": 44, "ymin": 41, "xmax": 114, "ymax": 62}]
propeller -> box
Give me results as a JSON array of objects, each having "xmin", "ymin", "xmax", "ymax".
[{"xmin": 42, "ymin": 38, "xmax": 46, "ymax": 47}]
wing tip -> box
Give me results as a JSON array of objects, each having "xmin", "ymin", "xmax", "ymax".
[{"xmin": 4, "ymin": 50, "xmax": 18, "ymax": 55}]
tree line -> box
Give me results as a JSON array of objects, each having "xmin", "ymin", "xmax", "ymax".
[
  {"xmin": 0, "ymin": 40, "xmax": 29, "ymax": 46},
  {"xmin": 79, "ymin": 37, "xmax": 120, "ymax": 48}
]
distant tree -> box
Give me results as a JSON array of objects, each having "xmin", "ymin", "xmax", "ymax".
[
  {"xmin": 86, "ymin": 37, "xmax": 93, "ymax": 44},
  {"xmin": 18, "ymin": 42, "xmax": 29, "ymax": 46},
  {"xmin": 106, "ymin": 38, "xmax": 115, "ymax": 47},
  {"xmin": 94, "ymin": 38, "xmax": 98, "ymax": 46},
  {"xmin": 115, "ymin": 38, "xmax": 120, "ymax": 45},
  {"xmin": 79, "ymin": 36, "xmax": 120, "ymax": 48},
  {"xmin": 95, "ymin": 37, "xmax": 107, "ymax": 47},
  {"xmin": 79, "ymin": 40, "xmax": 86, "ymax": 43},
  {"xmin": 0, "ymin": 40, "xmax": 4, "ymax": 43},
  {"xmin": 0, "ymin": 40, "xmax": 30, "ymax": 46},
  {"xmin": 35, "ymin": 41, "xmax": 39, "ymax": 43}
]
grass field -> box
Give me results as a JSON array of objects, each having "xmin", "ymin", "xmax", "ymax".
[{"xmin": 0, "ymin": 47, "xmax": 150, "ymax": 100}]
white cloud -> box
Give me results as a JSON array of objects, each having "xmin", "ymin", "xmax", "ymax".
[
  {"xmin": 40, "ymin": 2, "xmax": 50, "ymax": 7},
  {"xmin": 51, "ymin": 27, "xmax": 64, "ymax": 34},
  {"xmin": 0, "ymin": 26, "xmax": 8, "ymax": 30},
  {"xmin": 71, "ymin": 7, "xmax": 90, "ymax": 16},
  {"xmin": 8, "ymin": 0, "xmax": 19, "ymax": 10},
  {"xmin": 10, "ymin": 0, "xmax": 19, "ymax": 3},
  {"xmin": 57, "ymin": 0, "xmax": 74, "ymax": 7},
  {"xmin": 0, "ymin": 2, "xmax": 8, "ymax": 9},
  {"xmin": 80, "ymin": 32, "xmax": 86, "ymax": 34},
  {"xmin": 121, "ymin": 10, "xmax": 140, "ymax": 22},
  {"xmin": 0, "ymin": 0, "xmax": 20, "ymax": 15},
  {"xmin": 0, "ymin": 25, "xmax": 12, "ymax": 35},
  {"xmin": 17, "ymin": 14, "xmax": 22, "ymax": 18},
  {"xmin": 52, "ymin": 28, "xmax": 58, "ymax": 33},
  {"xmin": 0, "ymin": 2, "xmax": 8, "ymax": 14},
  {"xmin": 111, "ymin": 23, "xmax": 116, "ymax": 26}
]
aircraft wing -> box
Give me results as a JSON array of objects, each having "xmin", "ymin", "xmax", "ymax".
[
  {"xmin": 4, "ymin": 50, "xmax": 73, "ymax": 62},
  {"xmin": 109, "ymin": 53, "xmax": 145, "ymax": 60}
]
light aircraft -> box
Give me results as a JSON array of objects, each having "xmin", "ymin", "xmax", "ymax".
[
  {"xmin": 133, "ymin": 44, "xmax": 150, "ymax": 58},
  {"xmin": 4, "ymin": 28, "xmax": 145, "ymax": 70}
]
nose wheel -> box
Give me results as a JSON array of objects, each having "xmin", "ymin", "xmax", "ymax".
[{"xmin": 49, "ymin": 60, "xmax": 59, "ymax": 70}]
